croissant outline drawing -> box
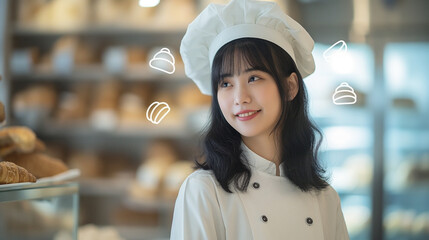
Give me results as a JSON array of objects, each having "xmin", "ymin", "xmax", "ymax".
[{"xmin": 146, "ymin": 101, "xmax": 170, "ymax": 124}]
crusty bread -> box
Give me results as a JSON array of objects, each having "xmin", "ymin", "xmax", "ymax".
[
  {"xmin": 0, "ymin": 144, "xmax": 17, "ymax": 157},
  {"xmin": 0, "ymin": 138, "xmax": 46, "ymax": 157},
  {"xmin": 5, "ymin": 153, "xmax": 68, "ymax": 178},
  {"xmin": 34, "ymin": 138, "xmax": 46, "ymax": 152},
  {"xmin": 0, "ymin": 161, "xmax": 36, "ymax": 184},
  {"xmin": 0, "ymin": 127, "xmax": 36, "ymax": 156}
]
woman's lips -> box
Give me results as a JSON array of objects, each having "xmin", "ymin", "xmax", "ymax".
[{"xmin": 236, "ymin": 110, "xmax": 261, "ymax": 121}]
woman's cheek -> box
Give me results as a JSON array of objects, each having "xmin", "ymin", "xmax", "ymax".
[
  {"xmin": 217, "ymin": 94, "xmax": 228, "ymax": 116},
  {"xmin": 218, "ymin": 97, "xmax": 234, "ymax": 124},
  {"xmin": 220, "ymin": 103, "xmax": 231, "ymax": 121}
]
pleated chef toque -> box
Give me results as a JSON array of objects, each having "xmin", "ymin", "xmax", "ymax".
[{"xmin": 180, "ymin": 0, "xmax": 316, "ymax": 96}]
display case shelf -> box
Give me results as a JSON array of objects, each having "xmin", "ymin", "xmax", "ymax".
[
  {"xmin": 123, "ymin": 196, "xmax": 175, "ymax": 212},
  {"xmin": 337, "ymin": 189, "xmax": 371, "ymax": 196},
  {"xmin": 79, "ymin": 178, "xmax": 130, "ymax": 197},
  {"xmin": 115, "ymin": 225, "xmax": 170, "ymax": 240},
  {"xmin": 386, "ymin": 128, "xmax": 429, "ymax": 151},
  {"xmin": 13, "ymin": 25, "xmax": 186, "ymax": 37},
  {"xmin": 387, "ymin": 109, "xmax": 429, "ymax": 130},
  {"xmin": 11, "ymin": 64, "xmax": 188, "ymax": 83},
  {"xmin": 0, "ymin": 181, "xmax": 78, "ymax": 202},
  {"xmin": 313, "ymin": 107, "xmax": 372, "ymax": 128},
  {"xmin": 27, "ymin": 122, "xmax": 195, "ymax": 139},
  {"xmin": 79, "ymin": 178, "xmax": 177, "ymax": 210},
  {"xmin": 385, "ymin": 185, "xmax": 429, "ymax": 196}
]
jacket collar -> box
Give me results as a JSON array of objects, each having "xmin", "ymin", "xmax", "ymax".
[{"xmin": 241, "ymin": 141, "xmax": 286, "ymax": 177}]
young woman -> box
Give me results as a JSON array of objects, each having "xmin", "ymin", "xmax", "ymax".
[{"xmin": 170, "ymin": 0, "xmax": 349, "ymax": 239}]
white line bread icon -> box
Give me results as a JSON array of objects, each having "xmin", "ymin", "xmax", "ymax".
[
  {"xmin": 323, "ymin": 40, "xmax": 347, "ymax": 63},
  {"xmin": 146, "ymin": 101, "xmax": 171, "ymax": 124},
  {"xmin": 149, "ymin": 48, "xmax": 176, "ymax": 74},
  {"xmin": 332, "ymin": 82, "xmax": 357, "ymax": 105}
]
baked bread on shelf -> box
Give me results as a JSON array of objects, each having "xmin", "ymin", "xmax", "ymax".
[
  {"xmin": 34, "ymin": 138, "xmax": 47, "ymax": 152},
  {"xmin": 0, "ymin": 138, "xmax": 45, "ymax": 158},
  {"xmin": 0, "ymin": 126, "xmax": 36, "ymax": 157},
  {"xmin": 4, "ymin": 153, "xmax": 68, "ymax": 179},
  {"xmin": 12, "ymin": 85, "xmax": 57, "ymax": 128},
  {"xmin": 67, "ymin": 151, "xmax": 102, "ymax": 178},
  {"xmin": 55, "ymin": 83, "xmax": 91, "ymax": 123},
  {"xmin": 130, "ymin": 158, "xmax": 173, "ymax": 200},
  {"xmin": 162, "ymin": 161, "xmax": 194, "ymax": 200},
  {"xmin": 0, "ymin": 161, "xmax": 37, "ymax": 184}
]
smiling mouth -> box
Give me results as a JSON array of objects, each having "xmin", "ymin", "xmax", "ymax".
[{"xmin": 235, "ymin": 110, "xmax": 261, "ymax": 117}]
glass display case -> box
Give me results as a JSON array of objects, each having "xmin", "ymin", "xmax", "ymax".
[
  {"xmin": 1, "ymin": 0, "xmax": 428, "ymax": 239},
  {"xmin": 0, "ymin": 181, "xmax": 79, "ymax": 240},
  {"xmin": 307, "ymin": 42, "xmax": 375, "ymax": 240},
  {"xmin": 383, "ymin": 43, "xmax": 429, "ymax": 240}
]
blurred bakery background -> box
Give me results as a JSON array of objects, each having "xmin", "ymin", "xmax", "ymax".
[{"xmin": 0, "ymin": 0, "xmax": 428, "ymax": 239}]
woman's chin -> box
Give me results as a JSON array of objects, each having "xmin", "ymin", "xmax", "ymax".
[{"xmin": 236, "ymin": 128, "xmax": 261, "ymax": 138}]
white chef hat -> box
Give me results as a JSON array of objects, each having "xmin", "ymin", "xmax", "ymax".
[{"xmin": 180, "ymin": 0, "xmax": 316, "ymax": 96}]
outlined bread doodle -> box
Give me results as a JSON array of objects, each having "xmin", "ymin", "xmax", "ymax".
[
  {"xmin": 0, "ymin": 126, "xmax": 37, "ymax": 157},
  {"xmin": 0, "ymin": 161, "xmax": 36, "ymax": 184}
]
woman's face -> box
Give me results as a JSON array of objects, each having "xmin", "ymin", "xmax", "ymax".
[{"xmin": 217, "ymin": 61, "xmax": 282, "ymax": 139}]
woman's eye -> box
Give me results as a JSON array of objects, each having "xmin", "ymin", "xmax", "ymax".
[
  {"xmin": 249, "ymin": 76, "xmax": 260, "ymax": 82},
  {"xmin": 220, "ymin": 81, "xmax": 231, "ymax": 88}
]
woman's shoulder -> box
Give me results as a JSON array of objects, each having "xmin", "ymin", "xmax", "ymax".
[
  {"xmin": 187, "ymin": 168, "xmax": 216, "ymax": 181},
  {"xmin": 313, "ymin": 184, "xmax": 341, "ymax": 206},
  {"xmin": 181, "ymin": 169, "xmax": 219, "ymax": 192}
]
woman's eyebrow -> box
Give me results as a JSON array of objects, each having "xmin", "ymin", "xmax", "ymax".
[{"xmin": 220, "ymin": 67, "xmax": 262, "ymax": 79}]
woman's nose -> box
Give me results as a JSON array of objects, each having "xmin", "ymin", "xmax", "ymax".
[{"xmin": 234, "ymin": 85, "xmax": 251, "ymax": 105}]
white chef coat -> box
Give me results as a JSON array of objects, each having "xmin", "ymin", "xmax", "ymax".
[{"xmin": 170, "ymin": 142, "xmax": 350, "ymax": 240}]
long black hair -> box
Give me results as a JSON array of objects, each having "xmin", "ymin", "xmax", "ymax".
[{"xmin": 194, "ymin": 38, "xmax": 328, "ymax": 193}]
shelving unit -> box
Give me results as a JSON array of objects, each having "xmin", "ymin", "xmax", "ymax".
[
  {"xmin": 382, "ymin": 43, "xmax": 429, "ymax": 240},
  {"xmin": 11, "ymin": 64, "xmax": 188, "ymax": 82},
  {"xmin": 1, "ymin": 1, "xmax": 204, "ymax": 239},
  {"xmin": 1, "ymin": 1, "xmax": 428, "ymax": 240}
]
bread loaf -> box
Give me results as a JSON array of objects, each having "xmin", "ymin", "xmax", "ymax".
[
  {"xmin": 5, "ymin": 153, "xmax": 68, "ymax": 178},
  {"xmin": 0, "ymin": 161, "xmax": 36, "ymax": 184},
  {"xmin": 0, "ymin": 127, "xmax": 36, "ymax": 156},
  {"xmin": 0, "ymin": 144, "xmax": 17, "ymax": 157},
  {"xmin": 0, "ymin": 138, "xmax": 45, "ymax": 157}
]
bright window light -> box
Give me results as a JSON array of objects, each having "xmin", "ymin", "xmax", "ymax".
[
  {"xmin": 139, "ymin": 0, "xmax": 160, "ymax": 8},
  {"xmin": 329, "ymin": 52, "xmax": 355, "ymax": 75}
]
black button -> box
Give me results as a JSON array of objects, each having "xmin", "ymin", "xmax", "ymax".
[
  {"xmin": 306, "ymin": 217, "xmax": 313, "ymax": 225},
  {"xmin": 252, "ymin": 182, "xmax": 260, "ymax": 189},
  {"xmin": 261, "ymin": 215, "xmax": 268, "ymax": 222}
]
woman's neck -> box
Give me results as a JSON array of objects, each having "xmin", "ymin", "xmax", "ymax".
[{"xmin": 242, "ymin": 134, "xmax": 281, "ymax": 169}]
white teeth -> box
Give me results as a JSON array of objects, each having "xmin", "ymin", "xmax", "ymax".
[{"xmin": 238, "ymin": 111, "xmax": 258, "ymax": 117}]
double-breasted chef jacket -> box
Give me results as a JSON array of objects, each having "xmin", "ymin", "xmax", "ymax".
[{"xmin": 170, "ymin": 142, "xmax": 350, "ymax": 240}]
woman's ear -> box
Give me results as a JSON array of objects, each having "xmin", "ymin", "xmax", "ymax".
[{"xmin": 286, "ymin": 72, "xmax": 299, "ymax": 101}]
